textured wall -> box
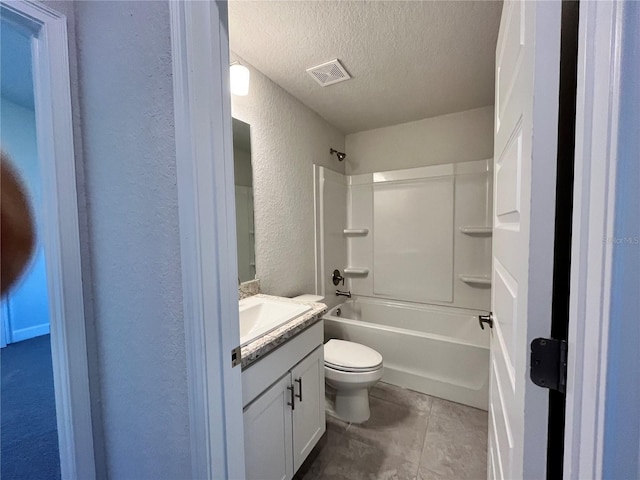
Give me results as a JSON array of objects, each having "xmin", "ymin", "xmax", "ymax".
[
  {"xmin": 345, "ymin": 106, "xmax": 494, "ymax": 174},
  {"xmin": 71, "ymin": 2, "xmax": 191, "ymax": 478},
  {"xmin": 231, "ymin": 54, "xmax": 345, "ymax": 297}
]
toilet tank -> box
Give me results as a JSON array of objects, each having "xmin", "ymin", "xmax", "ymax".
[{"xmin": 292, "ymin": 294, "xmax": 325, "ymax": 303}]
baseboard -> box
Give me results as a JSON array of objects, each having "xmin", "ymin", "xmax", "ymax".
[{"xmin": 11, "ymin": 324, "xmax": 51, "ymax": 343}]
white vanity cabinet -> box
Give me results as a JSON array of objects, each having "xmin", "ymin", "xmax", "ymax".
[
  {"xmin": 242, "ymin": 321, "xmax": 325, "ymax": 480},
  {"xmin": 243, "ymin": 374, "xmax": 294, "ymax": 480},
  {"xmin": 291, "ymin": 346, "xmax": 325, "ymax": 471}
]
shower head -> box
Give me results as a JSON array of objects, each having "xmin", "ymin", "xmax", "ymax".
[{"xmin": 330, "ymin": 148, "xmax": 346, "ymax": 162}]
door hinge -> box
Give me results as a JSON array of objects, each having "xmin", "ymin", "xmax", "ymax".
[
  {"xmin": 231, "ymin": 346, "xmax": 242, "ymax": 368},
  {"xmin": 530, "ymin": 338, "xmax": 568, "ymax": 394}
]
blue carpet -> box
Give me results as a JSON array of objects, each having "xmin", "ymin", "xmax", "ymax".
[{"xmin": 1, "ymin": 334, "xmax": 61, "ymax": 479}]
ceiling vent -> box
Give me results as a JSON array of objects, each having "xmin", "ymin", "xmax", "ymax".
[{"xmin": 306, "ymin": 59, "xmax": 351, "ymax": 87}]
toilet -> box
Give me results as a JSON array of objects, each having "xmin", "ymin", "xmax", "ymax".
[
  {"xmin": 291, "ymin": 294, "xmax": 384, "ymax": 423},
  {"xmin": 324, "ymin": 339, "xmax": 384, "ymax": 423}
]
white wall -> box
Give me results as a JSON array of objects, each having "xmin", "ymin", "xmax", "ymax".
[
  {"xmin": 55, "ymin": 2, "xmax": 190, "ymax": 478},
  {"xmin": 0, "ymin": 97, "xmax": 50, "ymax": 342},
  {"xmin": 230, "ymin": 54, "xmax": 345, "ymax": 297},
  {"xmin": 345, "ymin": 106, "xmax": 494, "ymax": 174},
  {"xmin": 0, "ymin": 100, "xmax": 40, "ymax": 206},
  {"xmin": 603, "ymin": 2, "xmax": 640, "ymax": 477}
]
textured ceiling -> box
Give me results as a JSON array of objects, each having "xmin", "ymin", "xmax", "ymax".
[{"xmin": 229, "ymin": 0, "xmax": 502, "ymax": 134}]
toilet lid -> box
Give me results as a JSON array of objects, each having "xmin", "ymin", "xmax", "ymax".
[{"xmin": 324, "ymin": 339, "xmax": 383, "ymax": 372}]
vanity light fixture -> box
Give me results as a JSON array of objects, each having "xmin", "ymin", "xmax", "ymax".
[{"xmin": 230, "ymin": 62, "xmax": 250, "ymax": 96}]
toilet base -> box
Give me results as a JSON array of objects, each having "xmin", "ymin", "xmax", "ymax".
[{"xmin": 334, "ymin": 388, "xmax": 371, "ymax": 424}]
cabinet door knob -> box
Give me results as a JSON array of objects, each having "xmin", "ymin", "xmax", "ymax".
[
  {"xmin": 287, "ymin": 385, "xmax": 295, "ymax": 410},
  {"xmin": 295, "ymin": 378, "xmax": 302, "ymax": 401}
]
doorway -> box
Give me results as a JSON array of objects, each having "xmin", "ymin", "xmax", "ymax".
[
  {"xmin": 0, "ymin": 14, "xmax": 60, "ymax": 478},
  {"xmin": 0, "ymin": 2, "xmax": 95, "ymax": 478}
]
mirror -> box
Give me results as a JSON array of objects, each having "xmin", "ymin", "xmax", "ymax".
[{"xmin": 232, "ymin": 118, "xmax": 256, "ymax": 282}]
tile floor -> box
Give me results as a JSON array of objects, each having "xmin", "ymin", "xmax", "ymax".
[{"xmin": 296, "ymin": 382, "xmax": 488, "ymax": 480}]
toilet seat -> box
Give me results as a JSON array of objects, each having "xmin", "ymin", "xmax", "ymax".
[
  {"xmin": 325, "ymin": 362, "xmax": 382, "ymax": 373},
  {"xmin": 324, "ymin": 339, "xmax": 383, "ymax": 372}
]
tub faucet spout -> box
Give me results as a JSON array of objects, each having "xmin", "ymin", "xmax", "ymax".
[{"xmin": 335, "ymin": 289, "xmax": 352, "ymax": 298}]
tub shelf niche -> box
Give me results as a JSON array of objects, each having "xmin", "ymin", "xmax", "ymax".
[
  {"xmin": 459, "ymin": 226, "xmax": 493, "ymax": 236},
  {"xmin": 343, "ymin": 228, "xmax": 369, "ymax": 236},
  {"xmin": 344, "ymin": 268, "xmax": 369, "ymax": 276},
  {"xmin": 459, "ymin": 274, "xmax": 491, "ymax": 286}
]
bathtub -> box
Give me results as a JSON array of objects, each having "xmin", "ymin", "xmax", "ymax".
[{"xmin": 323, "ymin": 297, "xmax": 490, "ymax": 410}]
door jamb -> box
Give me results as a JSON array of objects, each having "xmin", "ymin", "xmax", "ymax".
[
  {"xmin": 169, "ymin": 2, "xmax": 246, "ymax": 479},
  {"xmin": 0, "ymin": 1, "xmax": 96, "ymax": 478},
  {"xmin": 563, "ymin": 2, "xmax": 624, "ymax": 478}
]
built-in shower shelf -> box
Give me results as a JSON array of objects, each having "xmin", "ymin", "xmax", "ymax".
[
  {"xmin": 459, "ymin": 274, "xmax": 492, "ymax": 286},
  {"xmin": 343, "ymin": 229, "xmax": 369, "ymax": 236},
  {"xmin": 459, "ymin": 226, "xmax": 493, "ymax": 235},
  {"xmin": 344, "ymin": 268, "xmax": 369, "ymax": 276}
]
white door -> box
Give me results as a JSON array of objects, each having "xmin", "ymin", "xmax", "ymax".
[
  {"xmin": 488, "ymin": 1, "xmax": 562, "ymax": 479},
  {"xmin": 243, "ymin": 374, "xmax": 294, "ymax": 480},
  {"xmin": 291, "ymin": 346, "xmax": 326, "ymax": 472}
]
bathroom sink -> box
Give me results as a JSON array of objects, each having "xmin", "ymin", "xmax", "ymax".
[{"xmin": 239, "ymin": 296, "xmax": 311, "ymax": 346}]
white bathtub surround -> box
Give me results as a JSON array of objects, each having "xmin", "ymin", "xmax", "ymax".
[
  {"xmin": 324, "ymin": 297, "xmax": 490, "ymax": 410},
  {"xmin": 374, "ymin": 173, "xmax": 455, "ymax": 303},
  {"xmin": 313, "ymin": 166, "xmax": 348, "ymax": 309},
  {"xmin": 315, "ymin": 160, "xmax": 493, "ymax": 311},
  {"xmin": 238, "ymin": 278, "xmax": 260, "ymax": 300},
  {"xmin": 353, "ymin": 160, "xmax": 492, "ymax": 310}
]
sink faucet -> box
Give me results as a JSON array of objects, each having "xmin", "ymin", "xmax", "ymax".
[{"xmin": 335, "ymin": 289, "xmax": 351, "ymax": 298}]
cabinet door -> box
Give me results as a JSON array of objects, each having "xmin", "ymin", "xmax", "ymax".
[
  {"xmin": 291, "ymin": 346, "xmax": 326, "ymax": 472},
  {"xmin": 244, "ymin": 374, "xmax": 294, "ymax": 480}
]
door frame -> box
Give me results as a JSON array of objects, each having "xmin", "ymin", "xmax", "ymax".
[
  {"xmin": 0, "ymin": 1, "xmax": 96, "ymax": 479},
  {"xmin": 169, "ymin": 2, "xmax": 246, "ymax": 479},
  {"xmin": 563, "ymin": 1, "xmax": 625, "ymax": 478},
  {"xmin": 168, "ymin": 1, "xmax": 630, "ymax": 479}
]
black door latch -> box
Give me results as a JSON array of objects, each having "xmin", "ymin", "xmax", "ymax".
[{"xmin": 478, "ymin": 313, "xmax": 493, "ymax": 330}]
